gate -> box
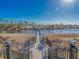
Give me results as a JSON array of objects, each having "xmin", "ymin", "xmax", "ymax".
[
  {"xmin": 48, "ymin": 43, "xmax": 78, "ymax": 59},
  {"xmin": 0, "ymin": 41, "xmax": 30, "ymax": 59},
  {"xmin": 0, "ymin": 40, "xmax": 79, "ymax": 59},
  {"xmin": 12, "ymin": 49, "xmax": 30, "ymax": 59}
]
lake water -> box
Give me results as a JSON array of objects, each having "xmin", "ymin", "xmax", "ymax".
[
  {"xmin": 49, "ymin": 29, "xmax": 79, "ymax": 34},
  {"xmin": 39, "ymin": 29, "xmax": 79, "ymax": 37},
  {"xmin": 21, "ymin": 29, "xmax": 79, "ymax": 37}
]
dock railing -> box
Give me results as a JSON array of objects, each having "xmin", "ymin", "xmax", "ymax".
[{"xmin": 0, "ymin": 40, "xmax": 79, "ymax": 59}]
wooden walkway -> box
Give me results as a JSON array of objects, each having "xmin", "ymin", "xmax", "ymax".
[{"xmin": 30, "ymin": 31, "xmax": 42, "ymax": 59}]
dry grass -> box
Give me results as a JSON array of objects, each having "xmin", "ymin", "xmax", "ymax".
[
  {"xmin": 45, "ymin": 34, "xmax": 79, "ymax": 48},
  {"xmin": 0, "ymin": 33, "xmax": 35, "ymax": 43},
  {"xmin": 46, "ymin": 34, "xmax": 79, "ymax": 40},
  {"xmin": 0, "ymin": 33, "xmax": 35, "ymax": 50}
]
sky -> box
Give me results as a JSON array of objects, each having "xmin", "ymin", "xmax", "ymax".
[{"xmin": 0, "ymin": 0, "xmax": 79, "ymax": 24}]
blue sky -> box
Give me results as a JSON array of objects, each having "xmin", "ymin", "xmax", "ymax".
[{"xmin": 0, "ymin": 0, "xmax": 79, "ymax": 24}]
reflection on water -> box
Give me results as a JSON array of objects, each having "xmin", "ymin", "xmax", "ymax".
[
  {"xmin": 50, "ymin": 29, "xmax": 79, "ymax": 34},
  {"xmin": 40, "ymin": 29, "xmax": 79, "ymax": 34},
  {"xmin": 21, "ymin": 29, "xmax": 79, "ymax": 37}
]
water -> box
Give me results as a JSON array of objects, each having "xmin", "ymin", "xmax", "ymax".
[
  {"xmin": 21, "ymin": 30, "xmax": 37, "ymax": 36},
  {"xmin": 39, "ymin": 29, "xmax": 79, "ymax": 35},
  {"xmin": 21, "ymin": 29, "xmax": 79, "ymax": 37},
  {"xmin": 50, "ymin": 29, "xmax": 79, "ymax": 34}
]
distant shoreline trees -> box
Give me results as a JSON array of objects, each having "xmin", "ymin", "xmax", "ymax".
[{"xmin": 0, "ymin": 18, "xmax": 79, "ymax": 32}]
